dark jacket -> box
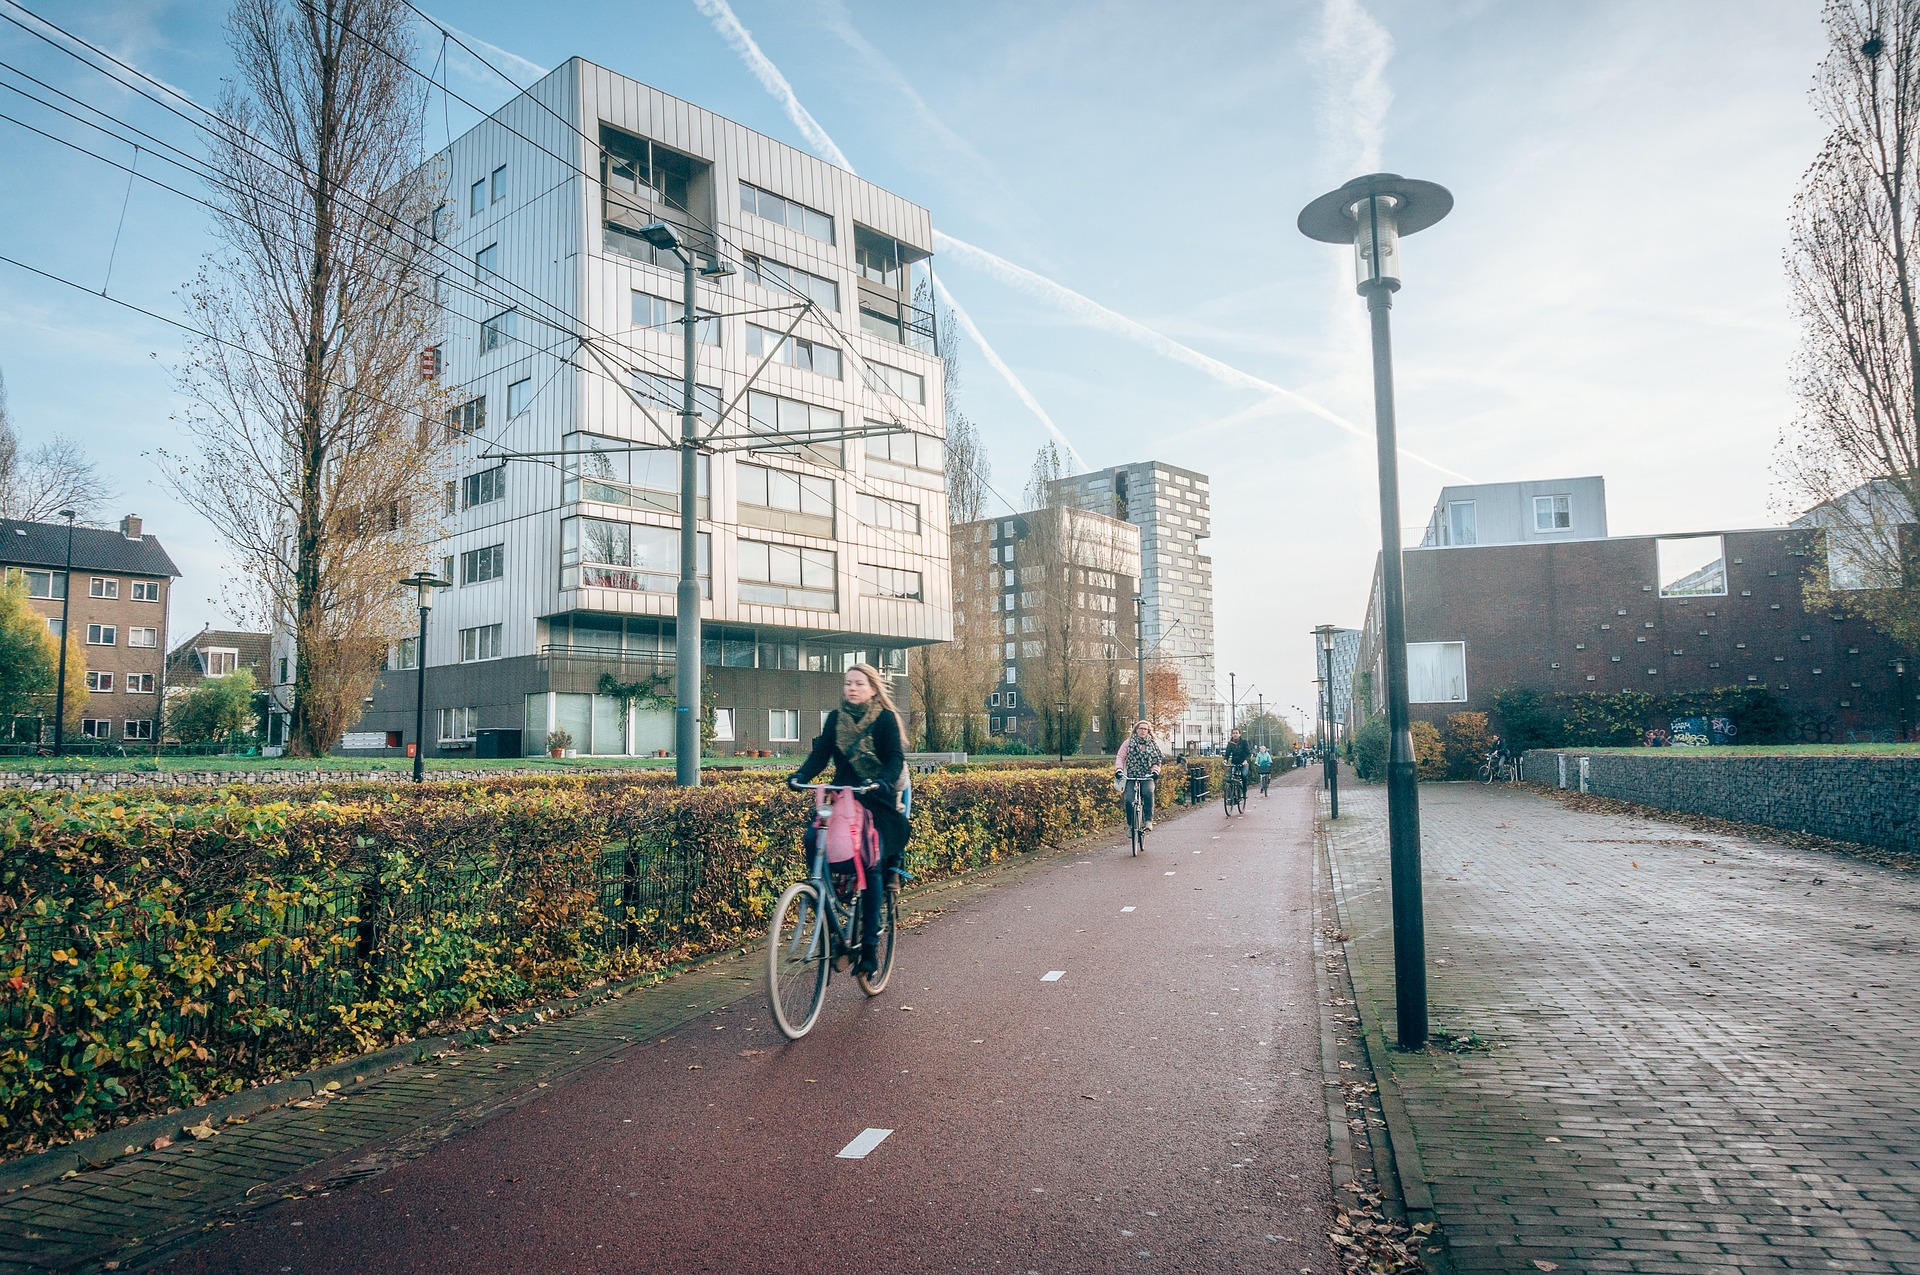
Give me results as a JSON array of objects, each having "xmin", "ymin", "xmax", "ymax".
[
  {"xmin": 1224, "ymin": 738, "xmax": 1253, "ymax": 767},
  {"xmin": 791, "ymin": 707, "xmax": 911, "ymax": 861}
]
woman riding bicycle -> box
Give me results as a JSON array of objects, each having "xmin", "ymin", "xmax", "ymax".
[
  {"xmin": 787, "ymin": 664, "xmax": 912, "ymax": 978},
  {"xmin": 1115, "ymin": 720, "xmax": 1163, "ymax": 830}
]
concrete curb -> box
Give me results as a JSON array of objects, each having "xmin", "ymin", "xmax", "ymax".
[
  {"xmin": 1318, "ymin": 788, "xmax": 1457, "ymax": 1275},
  {"xmin": 1, "ymin": 799, "xmax": 1194, "ymax": 1199}
]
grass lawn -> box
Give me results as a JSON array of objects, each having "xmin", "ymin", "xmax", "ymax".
[
  {"xmin": 0, "ymin": 753, "xmax": 802, "ymax": 776},
  {"xmin": 1557, "ymin": 743, "xmax": 1920, "ymax": 758}
]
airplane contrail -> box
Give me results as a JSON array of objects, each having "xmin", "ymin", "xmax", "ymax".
[
  {"xmin": 690, "ymin": 0, "xmax": 853, "ymax": 171},
  {"xmin": 931, "ymin": 273, "xmax": 1090, "ymax": 471},
  {"xmin": 934, "ymin": 231, "xmax": 1470, "ymax": 481}
]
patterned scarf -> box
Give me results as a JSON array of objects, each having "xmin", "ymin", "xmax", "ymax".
[{"xmin": 834, "ymin": 698, "xmax": 885, "ymax": 783}]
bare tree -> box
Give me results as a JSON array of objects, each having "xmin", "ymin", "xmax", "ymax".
[
  {"xmin": 0, "ymin": 368, "xmax": 118, "ymax": 523},
  {"xmin": 165, "ymin": 0, "xmax": 449, "ymax": 755},
  {"xmin": 1781, "ymin": 0, "xmax": 1920, "ymax": 646}
]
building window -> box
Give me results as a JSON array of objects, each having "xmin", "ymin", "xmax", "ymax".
[
  {"xmin": 490, "ymin": 164, "xmax": 506, "ymax": 203},
  {"xmin": 463, "ymin": 465, "xmax": 507, "ymax": 509},
  {"xmin": 632, "ymin": 291, "xmax": 719, "ymax": 343},
  {"xmin": 739, "ymin": 182, "xmax": 834, "ymax": 244},
  {"xmin": 502, "ymin": 375, "xmax": 530, "ymax": 418},
  {"xmin": 469, "ymin": 177, "xmax": 485, "ymax": 215},
  {"xmin": 768, "ymin": 709, "xmax": 801, "ymax": 742},
  {"xmin": 565, "ymin": 431, "xmax": 709, "ymax": 514},
  {"xmin": 562, "ymin": 517, "xmax": 710, "ymax": 595},
  {"xmin": 863, "ymin": 428, "xmax": 944, "ymax": 488},
  {"xmin": 1447, "ymin": 501, "xmax": 1477, "ymax": 546},
  {"xmin": 462, "ymin": 544, "xmax": 505, "ymax": 585},
  {"xmin": 737, "ymin": 541, "xmax": 837, "ymax": 610},
  {"xmin": 1407, "ymin": 641, "xmax": 1468, "ymax": 703},
  {"xmin": 18, "ymin": 569, "xmax": 65, "ymax": 599},
  {"xmin": 460, "ymin": 623, "xmax": 503, "ymax": 662},
  {"xmin": 85, "ymin": 623, "xmax": 116, "ymax": 646},
  {"xmin": 89, "ymin": 577, "xmax": 119, "ymax": 599},
  {"xmin": 126, "ymin": 673, "xmax": 155, "ymax": 693},
  {"xmin": 127, "ymin": 626, "xmax": 157, "ymax": 648},
  {"xmin": 1006, "ymin": 665, "xmax": 1017, "ymax": 684},
  {"xmin": 80, "ymin": 718, "xmax": 112, "ymax": 740},
  {"xmin": 712, "ymin": 707, "xmax": 735, "ymax": 742},
  {"xmin": 1657, "ymin": 535, "xmax": 1728, "ymax": 598},
  {"xmin": 480, "ymin": 309, "xmax": 516, "ymax": 354},
  {"xmin": 203, "ymin": 648, "xmax": 238, "ymax": 675},
  {"xmin": 1533, "ymin": 494, "xmax": 1571, "ymax": 532},
  {"xmin": 746, "ymin": 391, "xmax": 845, "ymax": 469},
  {"xmin": 989, "ymin": 692, "xmax": 1001, "ymax": 707},
  {"xmin": 743, "ymin": 253, "xmax": 839, "ymax": 312},
  {"xmin": 857, "ymin": 493, "xmax": 921, "ymax": 534},
  {"xmin": 395, "ymin": 636, "xmax": 417, "ymax": 669},
  {"xmin": 448, "ymin": 395, "xmax": 486, "ymax": 436},
  {"xmin": 990, "ymin": 716, "xmax": 1001, "ymax": 732},
  {"xmin": 438, "ymin": 706, "xmax": 478, "ymax": 742},
  {"xmin": 124, "ymin": 718, "xmax": 153, "ymax": 740},
  {"xmin": 131, "ymin": 580, "xmax": 160, "ymax": 602},
  {"xmin": 85, "ymin": 671, "xmax": 114, "ymax": 693},
  {"xmin": 863, "ymin": 362, "xmax": 925, "ymax": 405},
  {"xmin": 475, "ymin": 242, "xmax": 499, "ymax": 279},
  {"xmin": 738, "ymin": 463, "xmax": 835, "ymax": 536},
  {"xmin": 746, "ymin": 323, "xmax": 842, "ymax": 379},
  {"xmin": 632, "ymin": 371, "xmax": 724, "ymax": 423},
  {"xmin": 860, "ymin": 563, "xmax": 924, "ymax": 601},
  {"xmin": 1006, "ymin": 690, "xmax": 1017, "ymax": 708}
]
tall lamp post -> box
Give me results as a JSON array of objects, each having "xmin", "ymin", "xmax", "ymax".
[
  {"xmin": 398, "ymin": 570, "xmax": 450, "ymax": 782},
  {"xmin": 1300, "ymin": 172, "xmax": 1452, "ymax": 1049},
  {"xmin": 1314, "ymin": 624, "xmax": 1340, "ymax": 819},
  {"xmin": 635, "ymin": 221, "xmax": 735, "ymax": 787},
  {"xmin": 1053, "ymin": 700, "xmax": 1067, "ymax": 763},
  {"xmin": 51, "ymin": 508, "xmax": 77, "ymax": 756},
  {"xmin": 1896, "ymin": 658, "xmax": 1910, "ymax": 743}
]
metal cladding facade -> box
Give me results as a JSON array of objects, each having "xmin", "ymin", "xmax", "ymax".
[{"xmin": 351, "ymin": 59, "xmax": 950, "ymax": 759}]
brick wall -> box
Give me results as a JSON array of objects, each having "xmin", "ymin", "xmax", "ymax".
[{"xmin": 1520, "ymin": 749, "xmax": 1920, "ymax": 853}]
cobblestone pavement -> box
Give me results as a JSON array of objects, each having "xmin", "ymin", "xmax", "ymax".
[{"xmin": 1321, "ymin": 778, "xmax": 1920, "ymax": 1274}]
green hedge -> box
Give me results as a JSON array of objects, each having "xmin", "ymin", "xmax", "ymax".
[{"xmin": 0, "ymin": 765, "xmax": 1195, "ymax": 1155}]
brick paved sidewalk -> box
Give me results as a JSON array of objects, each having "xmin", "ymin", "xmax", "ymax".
[{"xmin": 1321, "ymin": 779, "xmax": 1920, "ymax": 1274}]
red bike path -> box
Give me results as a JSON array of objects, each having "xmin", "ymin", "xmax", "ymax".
[{"xmin": 161, "ymin": 770, "xmax": 1335, "ymax": 1274}]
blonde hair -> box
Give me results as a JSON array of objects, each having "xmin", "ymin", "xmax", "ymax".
[{"xmin": 845, "ymin": 662, "xmax": 899, "ymax": 715}]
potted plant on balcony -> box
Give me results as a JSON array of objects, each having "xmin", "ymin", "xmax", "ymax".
[{"xmin": 546, "ymin": 728, "xmax": 573, "ymax": 759}]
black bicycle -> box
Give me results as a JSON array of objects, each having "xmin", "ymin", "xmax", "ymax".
[
  {"xmin": 1223, "ymin": 764, "xmax": 1247, "ymax": 817},
  {"xmin": 766, "ymin": 784, "xmax": 897, "ymax": 1039},
  {"xmin": 1259, "ymin": 766, "xmax": 1272, "ymax": 796},
  {"xmin": 1122, "ymin": 775, "xmax": 1151, "ymax": 855}
]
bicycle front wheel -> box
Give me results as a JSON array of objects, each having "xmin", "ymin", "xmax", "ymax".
[
  {"xmin": 857, "ymin": 884, "xmax": 897, "ymax": 996},
  {"xmin": 768, "ymin": 881, "xmax": 828, "ymax": 1039}
]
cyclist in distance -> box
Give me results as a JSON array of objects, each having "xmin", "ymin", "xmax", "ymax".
[
  {"xmin": 1255, "ymin": 742, "xmax": 1273, "ymax": 793},
  {"xmin": 788, "ymin": 664, "xmax": 912, "ymax": 978},
  {"xmin": 1115, "ymin": 720, "xmax": 1164, "ymax": 830},
  {"xmin": 1223, "ymin": 727, "xmax": 1253, "ymax": 798}
]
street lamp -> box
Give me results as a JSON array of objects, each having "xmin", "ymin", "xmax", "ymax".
[
  {"xmin": 1896, "ymin": 658, "xmax": 1910, "ymax": 743},
  {"xmin": 51, "ymin": 508, "xmax": 76, "ymax": 756},
  {"xmin": 636, "ymin": 220, "xmax": 736, "ymax": 787},
  {"xmin": 398, "ymin": 569, "xmax": 450, "ymax": 782},
  {"xmin": 1300, "ymin": 172, "xmax": 1452, "ymax": 1049},
  {"xmin": 1314, "ymin": 624, "xmax": 1340, "ymax": 820},
  {"xmin": 1053, "ymin": 700, "xmax": 1068, "ymax": 763}
]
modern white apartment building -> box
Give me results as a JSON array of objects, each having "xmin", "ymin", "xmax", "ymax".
[
  {"xmin": 349, "ymin": 59, "xmax": 950, "ymax": 758},
  {"xmin": 1417, "ymin": 476, "xmax": 1609, "ymax": 548},
  {"xmin": 1050, "ymin": 462, "xmax": 1220, "ymax": 748}
]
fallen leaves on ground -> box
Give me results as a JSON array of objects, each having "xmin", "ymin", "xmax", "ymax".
[{"xmin": 1328, "ymin": 1187, "xmax": 1427, "ymax": 1274}]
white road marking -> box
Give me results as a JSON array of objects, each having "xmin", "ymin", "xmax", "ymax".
[
  {"xmin": 837, "ymin": 1127, "xmax": 893, "ymax": 1159},
  {"xmin": 1120, "ymin": 906, "xmax": 1136, "ymax": 913},
  {"xmin": 1164, "ymin": 871, "xmax": 1176, "ymax": 876},
  {"xmin": 1041, "ymin": 970, "xmax": 1065, "ymax": 982}
]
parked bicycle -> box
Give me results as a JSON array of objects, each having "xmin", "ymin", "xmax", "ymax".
[{"xmin": 766, "ymin": 784, "xmax": 897, "ymax": 1040}]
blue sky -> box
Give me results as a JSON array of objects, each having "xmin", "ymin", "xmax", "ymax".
[{"xmin": 0, "ymin": 0, "xmax": 1826, "ymax": 727}]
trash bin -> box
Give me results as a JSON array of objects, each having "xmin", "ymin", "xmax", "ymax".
[{"xmin": 474, "ymin": 728, "xmax": 522, "ymax": 759}]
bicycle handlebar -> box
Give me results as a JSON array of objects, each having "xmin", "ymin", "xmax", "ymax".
[{"xmin": 789, "ymin": 780, "xmax": 879, "ymax": 795}]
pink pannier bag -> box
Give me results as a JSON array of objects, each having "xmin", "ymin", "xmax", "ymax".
[{"xmin": 821, "ymin": 792, "xmax": 880, "ymax": 892}]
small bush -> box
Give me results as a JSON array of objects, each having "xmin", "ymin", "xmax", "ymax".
[
  {"xmin": 1442, "ymin": 712, "xmax": 1495, "ymax": 779},
  {"xmin": 1351, "ymin": 715, "xmax": 1388, "ymax": 782},
  {"xmin": 1410, "ymin": 720, "xmax": 1447, "ymax": 780}
]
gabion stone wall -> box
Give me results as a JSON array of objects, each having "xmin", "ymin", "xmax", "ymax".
[{"xmin": 1521, "ymin": 750, "xmax": 1920, "ymax": 854}]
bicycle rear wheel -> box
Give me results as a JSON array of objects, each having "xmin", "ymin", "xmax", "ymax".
[
  {"xmin": 857, "ymin": 884, "xmax": 897, "ymax": 996},
  {"xmin": 768, "ymin": 881, "xmax": 828, "ymax": 1039}
]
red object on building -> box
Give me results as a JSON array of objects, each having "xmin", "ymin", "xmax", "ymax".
[
  {"xmin": 419, "ymin": 346, "xmax": 441, "ymax": 380},
  {"xmin": 406, "ymin": 742, "xmax": 417, "ymax": 758}
]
